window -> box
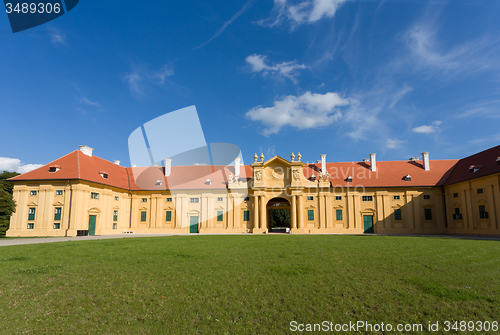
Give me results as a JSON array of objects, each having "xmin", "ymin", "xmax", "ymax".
[
  {"xmin": 113, "ymin": 210, "xmax": 118, "ymax": 221},
  {"xmin": 335, "ymin": 196, "xmax": 342, "ymax": 200},
  {"xmin": 244, "ymin": 197, "xmax": 250, "ymax": 201},
  {"xmin": 453, "ymin": 193, "xmax": 458, "ymax": 198},
  {"xmin": 30, "ymin": 190, "xmax": 37, "ymax": 196},
  {"xmin": 217, "ymin": 211, "xmax": 223, "ymax": 221},
  {"xmin": 394, "ymin": 208, "xmax": 402, "ymax": 220},
  {"xmin": 362, "ymin": 196, "xmax": 373, "ymax": 201},
  {"xmin": 424, "ymin": 208, "xmax": 432, "ymax": 220},
  {"xmin": 423, "ymin": 195, "xmax": 430, "ymax": 200},
  {"xmin": 453, "ymin": 208, "xmax": 462, "ymax": 220},
  {"xmin": 56, "ymin": 190, "xmax": 63, "ymax": 196},
  {"xmin": 190, "ymin": 198, "xmax": 199, "ymax": 203},
  {"xmin": 28, "ymin": 207, "xmax": 35, "ymax": 221},
  {"xmin": 166, "ymin": 211, "xmax": 172, "ymax": 222},
  {"xmin": 142, "ymin": 198, "xmax": 147, "ymax": 202},
  {"xmin": 53, "ymin": 222, "xmax": 60, "ymax": 229},
  {"xmin": 243, "ymin": 210, "xmax": 250, "ymax": 221},
  {"xmin": 308, "ymin": 210, "xmax": 314, "ymax": 221},
  {"xmin": 166, "ymin": 197, "xmax": 172, "ymax": 202},
  {"xmin": 54, "ymin": 207, "xmax": 61, "ymax": 221},
  {"xmin": 113, "ymin": 223, "xmax": 117, "ymax": 230},
  {"xmin": 307, "ymin": 196, "xmax": 314, "ymax": 201},
  {"xmin": 115, "ymin": 196, "xmax": 119, "ymax": 201},
  {"xmin": 336, "ymin": 209, "xmax": 342, "ymax": 221},
  {"xmin": 477, "ymin": 188, "xmax": 483, "ymax": 194},
  {"xmin": 217, "ymin": 197, "xmax": 223, "ymax": 202},
  {"xmin": 393, "ymin": 195, "xmax": 400, "ymax": 200},
  {"xmin": 141, "ymin": 211, "xmax": 147, "ymax": 222},
  {"xmin": 27, "ymin": 223, "xmax": 34, "ymax": 229},
  {"xmin": 91, "ymin": 192, "xmax": 99, "ymax": 199},
  {"xmin": 479, "ymin": 205, "xmax": 488, "ymax": 219}
]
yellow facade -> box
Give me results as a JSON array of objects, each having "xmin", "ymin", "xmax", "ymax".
[{"xmin": 8, "ymin": 152, "xmax": 498, "ymax": 237}]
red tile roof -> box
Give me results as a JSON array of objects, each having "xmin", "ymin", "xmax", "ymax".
[
  {"xmin": 443, "ymin": 145, "xmax": 500, "ymax": 185},
  {"xmin": 303, "ymin": 159, "xmax": 458, "ymax": 188},
  {"xmin": 8, "ymin": 145, "xmax": 500, "ymax": 190},
  {"xmin": 9, "ymin": 150, "xmax": 131, "ymax": 190}
]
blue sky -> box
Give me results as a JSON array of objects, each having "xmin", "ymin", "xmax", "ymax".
[{"xmin": 1, "ymin": 0, "xmax": 500, "ymax": 172}]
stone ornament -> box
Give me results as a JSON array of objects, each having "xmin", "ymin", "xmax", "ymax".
[
  {"xmin": 255, "ymin": 170, "xmax": 262, "ymax": 181},
  {"xmin": 292, "ymin": 168, "xmax": 300, "ymax": 181}
]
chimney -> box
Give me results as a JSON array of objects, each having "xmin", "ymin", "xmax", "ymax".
[
  {"xmin": 113, "ymin": 160, "xmax": 120, "ymax": 165},
  {"xmin": 320, "ymin": 154, "xmax": 326, "ymax": 173},
  {"xmin": 421, "ymin": 152, "xmax": 430, "ymax": 171},
  {"xmin": 164, "ymin": 158, "xmax": 172, "ymax": 177},
  {"xmin": 79, "ymin": 145, "xmax": 94, "ymax": 157},
  {"xmin": 369, "ymin": 153, "xmax": 376, "ymax": 172},
  {"xmin": 235, "ymin": 157, "xmax": 241, "ymax": 177}
]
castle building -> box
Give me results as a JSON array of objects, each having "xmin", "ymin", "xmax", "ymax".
[{"xmin": 6, "ymin": 145, "xmax": 500, "ymax": 236}]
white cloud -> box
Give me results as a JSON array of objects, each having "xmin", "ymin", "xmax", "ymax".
[
  {"xmin": 412, "ymin": 120, "xmax": 442, "ymax": 134},
  {"xmin": 246, "ymin": 91, "xmax": 349, "ymax": 136},
  {"xmin": 0, "ymin": 157, "xmax": 43, "ymax": 174},
  {"xmin": 386, "ymin": 138, "xmax": 405, "ymax": 149},
  {"xmin": 258, "ymin": 0, "xmax": 349, "ymax": 28},
  {"xmin": 245, "ymin": 54, "xmax": 307, "ymax": 84},
  {"xmin": 194, "ymin": 0, "xmax": 257, "ymax": 49}
]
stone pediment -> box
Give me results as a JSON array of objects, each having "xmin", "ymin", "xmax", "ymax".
[{"xmin": 263, "ymin": 155, "xmax": 292, "ymax": 167}]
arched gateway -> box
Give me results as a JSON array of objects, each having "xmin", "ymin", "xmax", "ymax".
[{"xmin": 267, "ymin": 197, "xmax": 291, "ymax": 232}]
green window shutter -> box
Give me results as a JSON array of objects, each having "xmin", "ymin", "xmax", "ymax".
[
  {"xmin": 113, "ymin": 211, "xmax": 118, "ymax": 221},
  {"xmin": 243, "ymin": 210, "xmax": 249, "ymax": 221},
  {"xmin": 217, "ymin": 211, "xmax": 223, "ymax": 221},
  {"xmin": 141, "ymin": 211, "xmax": 147, "ymax": 222},
  {"xmin": 54, "ymin": 207, "xmax": 61, "ymax": 221},
  {"xmin": 308, "ymin": 210, "xmax": 314, "ymax": 221},
  {"xmin": 424, "ymin": 208, "xmax": 432, "ymax": 220},
  {"xmin": 28, "ymin": 208, "xmax": 36, "ymax": 221},
  {"xmin": 166, "ymin": 211, "xmax": 172, "ymax": 221},
  {"xmin": 336, "ymin": 209, "xmax": 342, "ymax": 221},
  {"xmin": 395, "ymin": 208, "xmax": 401, "ymax": 220}
]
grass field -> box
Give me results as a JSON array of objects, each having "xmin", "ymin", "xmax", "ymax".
[{"xmin": 1, "ymin": 235, "xmax": 499, "ymax": 334}]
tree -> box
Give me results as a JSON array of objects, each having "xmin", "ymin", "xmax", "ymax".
[
  {"xmin": 0, "ymin": 171, "xmax": 20, "ymax": 236},
  {"xmin": 269, "ymin": 209, "xmax": 291, "ymax": 228}
]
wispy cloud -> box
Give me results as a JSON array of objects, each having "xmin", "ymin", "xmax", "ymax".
[
  {"xmin": 405, "ymin": 21, "xmax": 500, "ymax": 75},
  {"xmin": 258, "ymin": 0, "xmax": 350, "ymax": 29},
  {"xmin": 245, "ymin": 54, "xmax": 307, "ymax": 84},
  {"xmin": 386, "ymin": 138, "xmax": 405, "ymax": 149},
  {"xmin": 388, "ymin": 85, "xmax": 413, "ymax": 109},
  {"xmin": 412, "ymin": 120, "xmax": 442, "ymax": 134},
  {"xmin": 79, "ymin": 97, "xmax": 101, "ymax": 108},
  {"xmin": 0, "ymin": 157, "xmax": 43, "ymax": 174},
  {"xmin": 456, "ymin": 99, "xmax": 500, "ymax": 119},
  {"xmin": 246, "ymin": 91, "xmax": 349, "ymax": 136},
  {"xmin": 122, "ymin": 64, "xmax": 176, "ymax": 98},
  {"xmin": 194, "ymin": 0, "xmax": 257, "ymax": 50},
  {"xmin": 50, "ymin": 28, "xmax": 66, "ymax": 45}
]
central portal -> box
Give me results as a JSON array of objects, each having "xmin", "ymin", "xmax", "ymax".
[{"xmin": 267, "ymin": 197, "xmax": 291, "ymax": 233}]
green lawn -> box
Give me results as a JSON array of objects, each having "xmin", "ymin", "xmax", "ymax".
[{"xmin": 1, "ymin": 235, "xmax": 499, "ymax": 334}]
